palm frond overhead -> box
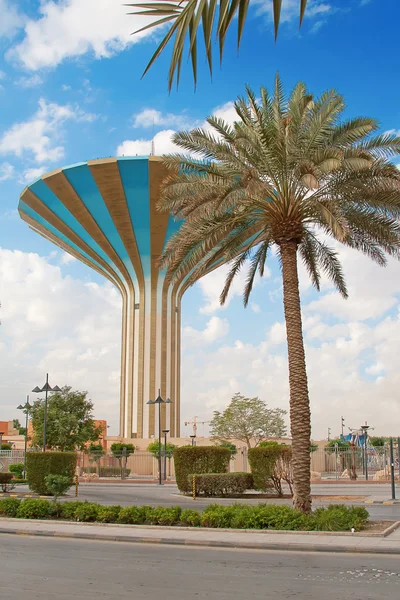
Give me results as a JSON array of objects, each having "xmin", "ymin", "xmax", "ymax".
[{"xmin": 127, "ymin": 0, "xmax": 309, "ymax": 89}]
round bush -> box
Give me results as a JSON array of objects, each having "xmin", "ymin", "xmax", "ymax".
[
  {"xmin": 97, "ymin": 505, "xmax": 122, "ymax": 523},
  {"xmin": 75, "ymin": 501, "xmax": 99, "ymax": 522},
  {"xmin": 174, "ymin": 447, "xmax": 231, "ymax": 493},
  {"xmin": 26, "ymin": 452, "xmax": 77, "ymax": 495},
  {"xmin": 117, "ymin": 505, "xmax": 148, "ymax": 525},
  {"xmin": 0, "ymin": 497, "xmax": 20, "ymax": 517},
  {"xmin": 17, "ymin": 499, "xmax": 51, "ymax": 520},
  {"xmin": 60, "ymin": 501, "xmax": 83, "ymax": 521},
  {"xmin": 145, "ymin": 506, "xmax": 182, "ymax": 526},
  {"xmin": 9, "ymin": 463, "xmax": 24, "ymax": 479},
  {"xmin": 180, "ymin": 509, "xmax": 201, "ymax": 527}
]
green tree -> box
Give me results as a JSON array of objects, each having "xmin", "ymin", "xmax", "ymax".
[
  {"xmin": 217, "ymin": 441, "xmax": 238, "ymax": 458},
  {"xmin": 88, "ymin": 443, "xmax": 106, "ymax": 475},
  {"xmin": 129, "ymin": 0, "xmax": 310, "ymax": 89},
  {"xmin": 325, "ymin": 438, "xmax": 350, "ymax": 452},
  {"xmin": 110, "ymin": 443, "xmax": 136, "ymax": 478},
  {"xmin": 209, "ymin": 393, "xmax": 287, "ymax": 449},
  {"xmin": 147, "ymin": 440, "xmax": 177, "ymax": 459},
  {"xmin": 30, "ymin": 386, "xmax": 102, "ymax": 451},
  {"xmin": 369, "ymin": 436, "xmax": 387, "ymax": 447},
  {"xmin": 158, "ymin": 78, "xmax": 400, "ymax": 512}
]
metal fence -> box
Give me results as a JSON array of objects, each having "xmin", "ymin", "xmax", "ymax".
[
  {"xmin": 78, "ymin": 451, "xmax": 174, "ymax": 481},
  {"xmin": 228, "ymin": 445, "xmax": 399, "ymax": 481},
  {"xmin": 0, "ymin": 450, "xmax": 25, "ymax": 472},
  {"xmin": 1, "ymin": 445, "xmax": 398, "ymax": 481}
]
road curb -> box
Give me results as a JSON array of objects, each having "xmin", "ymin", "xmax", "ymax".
[
  {"xmin": 364, "ymin": 500, "xmax": 400, "ymax": 505},
  {"xmin": 1, "ymin": 526, "xmax": 400, "ymax": 555}
]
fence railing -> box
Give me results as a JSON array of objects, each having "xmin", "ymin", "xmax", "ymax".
[{"xmin": 0, "ymin": 446, "xmax": 398, "ymax": 481}]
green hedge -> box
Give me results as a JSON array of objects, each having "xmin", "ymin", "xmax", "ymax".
[
  {"xmin": 26, "ymin": 452, "xmax": 77, "ymax": 495},
  {"xmin": 248, "ymin": 444, "xmax": 291, "ymax": 493},
  {"xmin": 84, "ymin": 466, "xmax": 131, "ymax": 477},
  {"xmin": 0, "ymin": 498, "xmax": 369, "ymax": 531},
  {"xmin": 191, "ymin": 473, "xmax": 254, "ymax": 497},
  {"xmin": 0, "ymin": 472, "xmax": 14, "ymax": 492},
  {"xmin": 174, "ymin": 447, "xmax": 231, "ymax": 493}
]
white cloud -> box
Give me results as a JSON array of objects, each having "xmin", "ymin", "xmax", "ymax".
[
  {"xmin": 0, "ymin": 162, "xmax": 14, "ymax": 182},
  {"xmin": 183, "ymin": 316, "xmax": 230, "ymax": 345},
  {"xmin": 116, "ymin": 129, "xmax": 180, "ymax": 157},
  {"xmin": 304, "ymin": 246, "xmax": 400, "ymax": 321},
  {"xmin": 255, "ymin": 0, "xmax": 332, "ymax": 25},
  {"xmin": 62, "ymin": 84, "xmax": 71, "ymax": 91},
  {"xmin": 207, "ymin": 101, "xmax": 237, "ymax": 124},
  {"xmin": 0, "ymin": 0, "xmax": 24, "ymax": 39},
  {"xmin": 7, "ymin": 0, "xmax": 159, "ymax": 71},
  {"xmin": 14, "ymin": 74, "xmax": 44, "ymax": 88},
  {"xmin": 251, "ymin": 303, "xmax": 261, "ymax": 313},
  {"xmin": 19, "ymin": 166, "xmax": 49, "ymax": 185},
  {"xmin": 181, "ymin": 245, "xmax": 400, "ymax": 438},
  {"xmin": 0, "ymin": 249, "xmax": 122, "ymax": 431},
  {"xmin": 0, "ymin": 71, "xmax": 5, "ymax": 80},
  {"xmin": 60, "ymin": 251, "xmax": 77, "ymax": 265},
  {"xmin": 385, "ymin": 129, "xmax": 400, "ymax": 139},
  {"xmin": 0, "ymin": 98, "xmax": 97, "ymax": 164},
  {"xmin": 117, "ymin": 100, "xmax": 240, "ymax": 158},
  {"xmin": 132, "ymin": 108, "xmax": 191, "ymax": 129},
  {"xmin": 197, "ymin": 262, "xmax": 271, "ymax": 315}
]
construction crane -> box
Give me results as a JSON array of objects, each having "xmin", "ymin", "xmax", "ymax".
[{"xmin": 184, "ymin": 416, "xmax": 210, "ymax": 437}]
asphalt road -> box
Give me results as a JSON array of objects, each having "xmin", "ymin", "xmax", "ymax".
[{"xmin": 1, "ymin": 535, "xmax": 400, "ymax": 599}]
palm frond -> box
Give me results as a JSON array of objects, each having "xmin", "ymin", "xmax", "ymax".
[
  {"xmin": 156, "ymin": 77, "xmax": 400, "ymax": 312},
  {"xmin": 128, "ymin": 0, "xmax": 309, "ymax": 89}
]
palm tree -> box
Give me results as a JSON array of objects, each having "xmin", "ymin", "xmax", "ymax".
[
  {"xmin": 128, "ymin": 0, "xmax": 309, "ymax": 89},
  {"xmin": 157, "ymin": 77, "xmax": 400, "ymax": 512}
]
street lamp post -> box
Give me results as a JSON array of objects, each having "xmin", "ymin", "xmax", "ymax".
[
  {"xmin": 32, "ymin": 373, "xmax": 61, "ymax": 452},
  {"xmin": 147, "ymin": 391, "xmax": 172, "ymax": 485},
  {"xmin": 17, "ymin": 396, "xmax": 31, "ymax": 478},
  {"xmin": 360, "ymin": 423, "xmax": 370, "ymax": 481},
  {"xmin": 162, "ymin": 429, "xmax": 170, "ymax": 481},
  {"xmin": 190, "ymin": 435, "xmax": 196, "ymax": 447}
]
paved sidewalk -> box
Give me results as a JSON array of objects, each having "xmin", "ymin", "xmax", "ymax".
[{"xmin": 1, "ymin": 518, "xmax": 400, "ymax": 555}]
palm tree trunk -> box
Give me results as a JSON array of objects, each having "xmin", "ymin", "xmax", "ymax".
[{"xmin": 279, "ymin": 241, "xmax": 311, "ymax": 513}]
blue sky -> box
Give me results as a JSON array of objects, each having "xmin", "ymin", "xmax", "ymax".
[{"xmin": 1, "ymin": 0, "xmax": 400, "ymax": 439}]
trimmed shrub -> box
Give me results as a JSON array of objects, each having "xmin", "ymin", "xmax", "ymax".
[
  {"xmin": 145, "ymin": 506, "xmax": 182, "ymax": 526},
  {"xmin": 45, "ymin": 474, "xmax": 73, "ymax": 501},
  {"xmin": 192, "ymin": 473, "xmax": 253, "ymax": 497},
  {"xmin": 0, "ymin": 472, "xmax": 15, "ymax": 492},
  {"xmin": 75, "ymin": 501, "xmax": 100, "ymax": 522},
  {"xmin": 0, "ymin": 497, "xmax": 20, "ymax": 517},
  {"xmin": 60, "ymin": 501, "xmax": 83, "ymax": 521},
  {"xmin": 248, "ymin": 444, "xmax": 291, "ymax": 494},
  {"xmin": 9, "ymin": 463, "xmax": 24, "ymax": 479},
  {"xmin": 97, "ymin": 505, "xmax": 122, "ymax": 523},
  {"xmin": 312, "ymin": 505, "xmax": 369, "ymax": 532},
  {"xmin": 180, "ymin": 509, "xmax": 202, "ymax": 527},
  {"xmin": 26, "ymin": 452, "xmax": 77, "ymax": 495},
  {"xmin": 201, "ymin": 504, "xmax": 237, "ymax": 528},
  {"xmin": 117, "ymin": 505, "xmax": 148, "ymax": 525},
  {"xmin": 17, "ymin": 499, "xmax": 51, "ymax": 520},
  {"xmin": 84, "ymin": 466, "xmax": 131, "ymax": 477},
  {"xmin": 251, "ymin": 504, "xmax": 310, "ymax": 530},
  {"xmin": 174, "ymin": 447, "xmax": 230, "ymax": 493}
]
